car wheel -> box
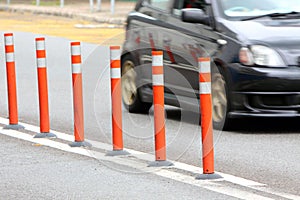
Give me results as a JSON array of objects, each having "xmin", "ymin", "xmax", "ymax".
[
  {"xmin": 121, "ymin": 54, "xmax": 151, "ymax": 113},
  {"xmin": 211, "ymin": 70, "xmax": 231, "ymax": 130}
]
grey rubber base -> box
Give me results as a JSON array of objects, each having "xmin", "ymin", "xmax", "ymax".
[
  {"xmin": 106, "ymin": 150, "xmax": 130, "ymax": 156},
  {"xmin": 3, "ymin": 124, "xmax": 25, "ymax": 130},
  {"xmin": 34, "ymin": 132, "xmax": 57, "ymax": 138},
  {"xmin": 196, "ymin": 173, "xmax": 223, "ymax": 180},
  {"xmin": 69, "ymin": 141, "xmax": 92, "ymax": 148},
  {"xmin": 148, "ymin": 160, "xmax": 174, "ymax": 167}
]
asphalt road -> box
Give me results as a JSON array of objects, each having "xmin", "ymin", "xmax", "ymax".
[{"xmin": 0, "ymin": 12, "xmax": 300, "ymax": 198}]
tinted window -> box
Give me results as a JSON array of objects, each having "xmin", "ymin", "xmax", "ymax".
[{"xmin": 221, "ymin": 0, "xmax": 300, "ymax": 17}]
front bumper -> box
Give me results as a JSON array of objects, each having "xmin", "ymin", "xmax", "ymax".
[{"xmin": 227, "ymin": 64, "xmax": 300, "ymax": 118}]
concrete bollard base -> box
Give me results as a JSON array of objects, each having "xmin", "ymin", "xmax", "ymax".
[
  {"xmin": 69, "ymin": 141, "xmax": 92, "ymax": 148},
  {"xmin": 34, "ymin": 132, "xmax": 57, "ymax": 138},
  {"xmin": 196, "ymin": 173, "xmax": 223, "ymax": 180},
  {"xmin": 4, "ymin": 124, "xmax": 25, "ymax": 130}
]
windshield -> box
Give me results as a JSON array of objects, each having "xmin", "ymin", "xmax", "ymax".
[{"xmin": 220, "ymin": 0, "xmax": 300, "ymax": 18}]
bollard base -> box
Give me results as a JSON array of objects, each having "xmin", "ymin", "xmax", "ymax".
[
  {"xmin": 4, "ymin": 124, "xmax": 25, "ymax": 130},
  {"xmin": 148, "ymin": 160, "xmax": 174, "ymax": 167},
  {"xmin": 34, "ymin": 132, "xmax": 57, "ymax": 138},
  {"xmin": 106, "ymin": 150, "xmax": 130, "ymax": 156},
  {"xmin": 69, "ymin": 141, "xmax": 92, "ymax": 148},
  {"xmin": 196, "ymin": 173, "xmax": 223, "ymax": 180}
]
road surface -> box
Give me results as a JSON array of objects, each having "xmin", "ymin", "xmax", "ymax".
[{"xmin": 0, "ymin": 11, "xmax": 299, "ymax": 199}]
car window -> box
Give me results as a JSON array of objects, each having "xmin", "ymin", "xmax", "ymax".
[
  {"xmin": 221, "ymin": 0, "xmax": 300, "ymax": 17},
  {"xmin": 150, "ymin": 0, "xmax": 170, "ymax": 11},
  {"xmin": 173, "ymin": 0, "xmax": 206, "ymax": 16}
]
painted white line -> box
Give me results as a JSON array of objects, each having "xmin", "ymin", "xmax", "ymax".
[
  {"xmin": 0, "ymin": 117, "xmax": 299, "ymax": 199},
  {"xmin": 155, "ymin": 170, "xmax": 274, "ymax": 200}
]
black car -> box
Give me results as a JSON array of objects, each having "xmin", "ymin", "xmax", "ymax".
[{"xmin": 121, "ymin": 0, "xmax": 300, "ymax": 129}]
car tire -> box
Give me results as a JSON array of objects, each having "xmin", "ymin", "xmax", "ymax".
[
  {"xmin": 211, "ymin": 67, "xmax": 232, "ymax": 130},
  {"xmin": 121, "ymin": 54, "xmax": 152, "ymax": 113}
]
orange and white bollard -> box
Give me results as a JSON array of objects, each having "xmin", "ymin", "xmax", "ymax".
[
  {"xmin": 34, "ymin": 37, "xmax": 56, "ymax": 138},
  {"xmin": 196, "ymin": 57, "xmax": 221, "ymax": 179},
  {"xmin": 106, "ymin": 46, "xmax": 129, "ymax": 156},
  {"xmin": 148, "ymin": 51, "xmax": 173, "ymax": 167},
  {"xmin": 3, "ymin": 33, "xmax": 24, "ymax": 130},
  {"xmin": 69, "ymin": 42, "xmax": 91, "ymax": 147}
]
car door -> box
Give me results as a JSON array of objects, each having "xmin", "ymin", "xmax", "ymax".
[
  {"xmin": 136, "ymin": 0, "xmax": 205, "ymax": 102},
  {"xmin": 162, "ymin": 0, "xmax": 221, "ymax": 100},
  {"xmin": 133, "ymin": 0, "xmax": 173, "ymax": 92}
]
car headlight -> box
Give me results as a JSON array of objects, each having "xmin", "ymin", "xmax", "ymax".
[{"xmin": 239, "ymin": 45, "xmax": 285, "ymax": 67}]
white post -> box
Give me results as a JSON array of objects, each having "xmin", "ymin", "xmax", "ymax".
[
  {"xmin": 7, "ymin": 0, "xmax": 10, "ymax": 5},
  {"xmin": 89, "ymin": 0, "xmax": 94, "ymax": 12},
  {"xmin": 36, "ymin": 0, "xmax": 40, "ymax": 6},
  {"xmin": 111, "ymin": 0, "xmax": 115, "ymax": 14},
  {"xmin": 60, "ymin": 0, "xmax": 64, "ymax": 8},
  {"xmin": 97, "ymin": 0, "xmax": 101, "ymax": 11}
]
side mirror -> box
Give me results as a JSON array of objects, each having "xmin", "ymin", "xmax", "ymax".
[{"xmin": 181, "ymin": 8, "xmax": 210, "ymax": 26}]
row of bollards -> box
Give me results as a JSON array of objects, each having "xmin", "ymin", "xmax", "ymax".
[{"xmin": 1, "ymin": 33, "xmax": 221, "ymax": 179}]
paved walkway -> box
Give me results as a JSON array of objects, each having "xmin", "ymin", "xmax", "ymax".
[{"xmin": 0, "ymin": 0, "xmax": 135, "ymax": 25}]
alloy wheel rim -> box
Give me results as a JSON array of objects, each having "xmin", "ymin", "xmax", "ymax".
[
  {"xmin": 212, "ymin": 73, "xmax": 227, "ymax": 123},
  {"xmin": 121, "ymin": 60, "xmax": 137, "ymax": 106}
]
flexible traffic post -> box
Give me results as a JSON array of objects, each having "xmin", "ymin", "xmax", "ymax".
[
  {"xmin": 106, "ymin": 46, "xmax": 129, "ymax": 156},
  {"xmin": 196, "ymin": 57, "xmax": 222, "ymax": 180},
  {"xmin": 3, "ymin": 33, "xmax": 24, "ymax": 130},
  {"xmin": 34, "ymin": 38, "xmax": 56, "ymax": 138},
  {"xmin": 148, "ymin": 51, "xmax": 173, "ymax": 167},
  {"xmin": 69, "ymin": 42, "xmax": 91, "ymax": 147}
]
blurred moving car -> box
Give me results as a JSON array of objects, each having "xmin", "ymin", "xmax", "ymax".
[{"xmin": 121, "ymin": 0, "xmax": 300, "ymax": 129}]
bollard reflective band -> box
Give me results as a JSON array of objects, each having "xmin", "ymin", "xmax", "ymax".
[
  {"xmin": 71, "ymin": 42, "xmax": 82, "ymax": 74},
  {"xmin": 152, "ymin": 52, "xmax": 164, "ymax": 86},
  {"xmin": 4, "ymin": 35, "xmax": 14, "ymax": 46},
  {"xmin": 110, "ymin": 46, "xmax": 121, "ymax": 80},
  {"xmin": 35, "ymin": 38, "xmax": 47, "ymax": 69},
  {"xmin": 152, "ymin": 65, "xmax": 164, "ymax": 86},
  {"xmin": 72, "ymin": 63, "xmax": 82, "ymax": 74},
  {"xmin": 199, "ymin": 57, "xmax": 211, "ymax": 72},
  {"xmin": 111, "ymin": 68, "xmax": 121, "ymax": 79},
  {"xmin": 199, "ymin": 82, "xmax": 211, "ymax": 94},
  {"xmin": 152, "ymin": 74, "xmax": 164, "ymax": 86},
  {"xmin": 71, "ymin": 43, "xmax": 81, "ymax": 56},
  {"xmin": 36, "ymin": 40, "xmax": 45, "ymax": 51},
  {"xmin": 152, "ymin": 55, "xmax": 163, "ymax": 67},
  {"xmin": 110, "ymin": 46, "xmax": 121, "ymax": 61},
  {"xmin": 6, "ymin": 53, "xmax": 14, "ymax": 62},
  {"xmin": 37, "ymin": 58, "xmax": 46, "ymax": 68},
  {"xmin": 199, "ymin": 57, "xmax": 211, "ymax": 94}
]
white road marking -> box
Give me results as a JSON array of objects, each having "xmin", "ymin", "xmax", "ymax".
[
  {"xmin": 0, "ymin": 117, "xmax": 299, "ymax": 200},
  {"xmin": 155, "ymin": 170, "xmax": 274, "ymax": 200}
]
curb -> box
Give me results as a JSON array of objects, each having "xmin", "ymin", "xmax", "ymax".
[{"xmin": 0, "ymin": 5, "xmax": 126, "ymax": 25}]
